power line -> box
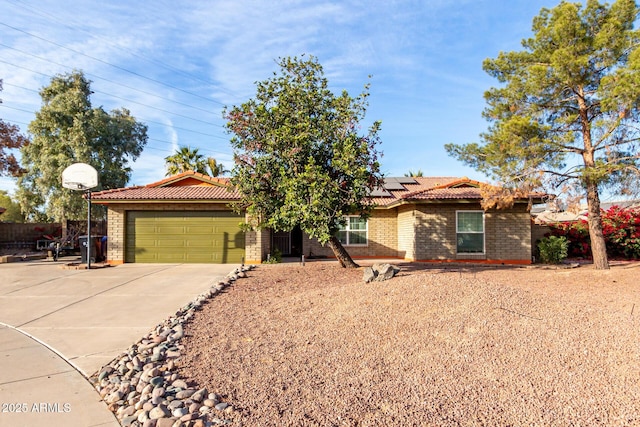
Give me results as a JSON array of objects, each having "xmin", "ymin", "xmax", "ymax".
[
  {"xmin": 0, "ymin": 75, "xmax": 229, "ymax": 138},
  {"xmin": 0, "ymin": 21, "xmax": 225, "ymax": 106},
  {"xmin": 5, "ymin": 0, "xmax": 240, "ymax": 100},
  {"xmin": 0, "ymin": 42, "xmax": 220, "ymax": 117},
  {"xmin": 0, "ymin": 112, "xmax": 233, "ymax": 160},
  {"xmin": 1, "ymin": 98, "xmax": 228, "ymax": 140}
]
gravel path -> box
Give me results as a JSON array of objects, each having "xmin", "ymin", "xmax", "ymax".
[{"xmin": 178, "ymin": 261, "xmax": 640, "ymax": 426}]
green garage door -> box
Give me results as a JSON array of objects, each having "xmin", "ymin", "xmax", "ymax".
[{"xmin": 126, "ymin": 211, "xmax": 245, "ymax": 263}]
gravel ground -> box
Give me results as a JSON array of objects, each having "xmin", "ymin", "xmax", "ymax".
[{"xmin": 178, "ymin": 261, "xmax": 640, "ymax": 426}]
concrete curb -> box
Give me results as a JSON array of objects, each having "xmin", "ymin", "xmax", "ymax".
[{"xmin": 0, "ymin": 253, "xmax": 47, "ymax": 263}]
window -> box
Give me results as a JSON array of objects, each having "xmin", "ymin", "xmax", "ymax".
[
  {"xmin": 337, "ymin": 216, "xmax": 368, "ymax": 246},
  {"xmin": 456, "ymin": 211, "xmax": 484, "ymax": 254}
]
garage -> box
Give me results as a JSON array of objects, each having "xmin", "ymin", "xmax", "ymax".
[{"xmin": 125, "ymin": 210, "xmax": 245, "ymax": 263}]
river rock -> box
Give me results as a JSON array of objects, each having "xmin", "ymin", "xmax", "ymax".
[
  {"xmin": 172, "ymin": 407, "xmax": 189, "ymax": 418},
  {"xmin": 172, "ymin": 379, "xmax": 188, "ymax": 389},
  {"xmin": 155, "ymin": 418, "xmax": 176, "ymax": 427},
  {"xmin": 149, "ymin": 404, "xmax": 170, "ymax": 419}
]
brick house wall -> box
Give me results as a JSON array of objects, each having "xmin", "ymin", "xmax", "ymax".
[
  {"xmin": 103, "ymin": 201, "xmax": 533, "ymax": 265},
  {"xmin": 105, "ymin": 206, "xmax": 125, "ymax": 263},
  {"xmin": 412, "ymin": 202, "xmax": 532, "ymax": 262},
  {"xmin": 485, "ymin": 206, "xmax": 532, "ymax": 262},
  {"xmin": 414, "ymin": 204, "xmax": 457, "ymax": 260},
  {"xmin": 245, "ymin": 228, "xmax": 270, "ymax": 264},
  {"xmin": 397, "ymin": 205, "xmax": 415, "ymax": 260},
  {"xmin": 303, "ymin": 209, "xmax": 399, "ymax": 258}
]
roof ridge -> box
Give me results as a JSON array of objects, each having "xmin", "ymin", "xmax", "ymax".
[
  {"xmin": 91, "ymin": 185, "xmax": 147, "ymax": 196},
  {"xmin": 146, "ymin": 171, "xmax": 229, "ymax": 188},
  {"xmin": 399, "ymin": 177, "xmax": 466, "ymax": 199}
]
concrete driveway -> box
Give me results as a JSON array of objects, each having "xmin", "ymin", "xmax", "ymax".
[{"xmin": 0, "ymin": 259, "xmax": 238, "ymax": 426}]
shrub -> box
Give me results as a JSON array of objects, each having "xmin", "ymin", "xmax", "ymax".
[
  {"xmin": 547, "ymin": 206, "xmax": 640, "ymax": 260},
  {"xmin": 537, "ymin": 236, "xmax": 569, "ymax": 264},
  {"xmin": 549, "ymin": 220, "xmax": 590, "ymax": 258},
  {"xmin": 601, "ymin": 206, "xmax": 640, "ymax": 259},
  {"xmin": 264, "ymin": 247, "xmax": 282, "ymax": 264}
]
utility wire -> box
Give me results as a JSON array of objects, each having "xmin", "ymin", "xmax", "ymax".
[
  {"xmin": 0, "ymin": 72, "xmax": 229, "ymax": 136},
  {"xmin": 0, "ymin": 85, "xmax": 228, "ymax": 139},
  {"xmin": 5, "ymin": 0, "xmax": 240, "ymax": 100},
  {"xmin": 0, "ymin": 42, "xmax": 219, "ymax": 116},
  {"xmin": 0, "ymin": 21, "xmax": 224, "ymax": 106},
  {"xmin": 0, "ymin": 113, "xmax": 233, "ymax": 160}
]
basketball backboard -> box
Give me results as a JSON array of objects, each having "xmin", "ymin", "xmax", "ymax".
[{"xmin": 62, "ymin": 163, "xmax": 98, "ymax": 190}]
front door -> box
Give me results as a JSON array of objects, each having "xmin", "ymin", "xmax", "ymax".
[{"xmin": 272, "ymin": 226, "xmax": 303, "ymax": 257}]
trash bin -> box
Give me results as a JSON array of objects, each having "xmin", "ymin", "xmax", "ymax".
[
  {"xmin": 101, "ymin": 236, "xmax": 108, "ymax": 260},
  {"xmin": 79, "ymin": 235, "xmax": 102, "ymax": 263}
]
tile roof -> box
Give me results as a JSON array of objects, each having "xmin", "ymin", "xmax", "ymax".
[
  {"xmin": 90, "ymin": 172, "xmax": 538, "ymax": 206},
  {"xmin": 369, "ymin": 177, "xmax": 461, "ymax": 206},
  {"xmin": 91, "ymin": 171, "xmax": 239, "ymax": 202},
  {"xmin": 405, "ymin": 186, "xmax": 483, "ymax": 200},
  {"xmin": 146, "ymin": 171, "xmax": 228, "ymax": 187},
  {"xmin": 91, "ymin": 185, "xmax": 240, "ymax": 202}
]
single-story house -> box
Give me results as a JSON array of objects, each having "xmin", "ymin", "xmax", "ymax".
[{"xmin": 91, "ymin": 171, "xmax": 542, "ymax": 265}]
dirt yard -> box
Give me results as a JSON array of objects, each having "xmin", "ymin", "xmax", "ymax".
[{"xmin": 178, "ymin": 261, "xmax": 640, "ymax": 426}]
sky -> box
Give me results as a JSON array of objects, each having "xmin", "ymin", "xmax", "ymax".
[{"xmin": 0, "ymin": 0, "xmax": 563, "ymax": 195}]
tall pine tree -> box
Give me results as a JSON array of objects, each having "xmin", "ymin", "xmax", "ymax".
[{"xmin": 446, "ymin": 0, "xmax": 640, "ymax": 269}]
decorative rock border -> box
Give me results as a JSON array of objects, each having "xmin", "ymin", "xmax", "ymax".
[{"xmin": 90, "ymin": 265, "xmax": 254, "ymax": 427}]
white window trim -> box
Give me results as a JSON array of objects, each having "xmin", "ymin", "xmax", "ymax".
[
  {"xmin": 338, "ymin": 215, "xmax": 369, "ymax": 246},
  {"xmin": 456, "ymin": 210, "xmax": 485, "ymax": 255}
]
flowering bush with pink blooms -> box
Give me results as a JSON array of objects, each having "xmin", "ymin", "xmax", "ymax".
[{"xmin": 548, "ymin": 206, "xmax": 640, "ymax": 259}]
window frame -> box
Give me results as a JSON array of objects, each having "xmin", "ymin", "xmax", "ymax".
[
  {"xmin": 456, "ymin": 210, "xmax": 485, "ymax": 255},
  {"xmin": 337, "ymin": 215, "xmax": 369, "ymax": 247}
]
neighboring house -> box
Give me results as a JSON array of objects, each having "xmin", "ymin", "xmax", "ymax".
[
  {"xmin": 532, "ymin": 199, "xmax": 640, "ymax": 225},
  {"xmin": 91, "ymin": 171, "xmax": 542, "ymax": 265}
]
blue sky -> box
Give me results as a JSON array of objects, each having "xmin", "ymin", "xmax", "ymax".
[{"xmin": 0, "ymin": 0, "xmax": 561, "ymax": 195}]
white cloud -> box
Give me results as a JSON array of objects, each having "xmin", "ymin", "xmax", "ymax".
[{"xmin": 1, "ymin": 0, "xmax": 564, "ymax": 195}]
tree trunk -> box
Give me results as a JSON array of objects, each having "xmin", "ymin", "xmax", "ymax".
[
  {"xmin": 327, "ymin": 235, "xmax": 359, "ymax": 268},
  {"xmin": 585, "ymin": 179, "xmax": 609, "ymax": 270},
  {"xmin": 577, "ymin": 89, "xmax": 609, "ymax": 270}
]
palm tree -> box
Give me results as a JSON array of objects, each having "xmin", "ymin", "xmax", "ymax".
[
  {"xmin": 164, "ymin": 146, "xmax": 207, "ymax": 175},
  {"xmin": 404, "ymin": 169, "xmax": 424, "ymax": 177},
  {"xmin": 206, "ymin": 157, "xmax": 228, "ymax": 177}
]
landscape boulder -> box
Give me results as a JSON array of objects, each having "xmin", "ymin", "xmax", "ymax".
[
  {"xmin": 363, "ymin": 263, "xmax": 400, "ymax": 283},
  {"xmin": 363, "ymin": 267, "xmax": 377, "ymax": 283}
]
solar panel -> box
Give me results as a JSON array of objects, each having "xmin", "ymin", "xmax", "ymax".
[
  {"xmin": 382, "ymin": 178, "xmax": 406, "ymax": 190},
  {"xmin": 395, "ymin": 177, "xmax": 418, "ymax": 184},
  {"xmin": 370, "ymin": 187, "xmax": 392, "ymax": 197}
]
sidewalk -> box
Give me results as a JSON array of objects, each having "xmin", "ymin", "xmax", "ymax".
[{"xmin": 0, "ymin": 324, "xmax": 118, "ymax": 427}]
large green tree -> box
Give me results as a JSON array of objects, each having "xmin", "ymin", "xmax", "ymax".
[
  {"xmin": 164, "ymin": 145, "xmax": 207, "ymax": 175},
  {"xmin": 17, "ymin": 71, "xmax": 148, "ymax": 222},
  {"xmin": 225, "ymin": 55, "xmax": 383, "ymax": 268},
  {"xmin": 0, "ymin": 79, "xmax": 29, "ymax": 177},
  {"xmin": 0, "ymin": 190, "xmax": 24, "ymax": 222},
  {"xmin": 445, "ymin": 0, "xmax": 640, "ymax": 270}
]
